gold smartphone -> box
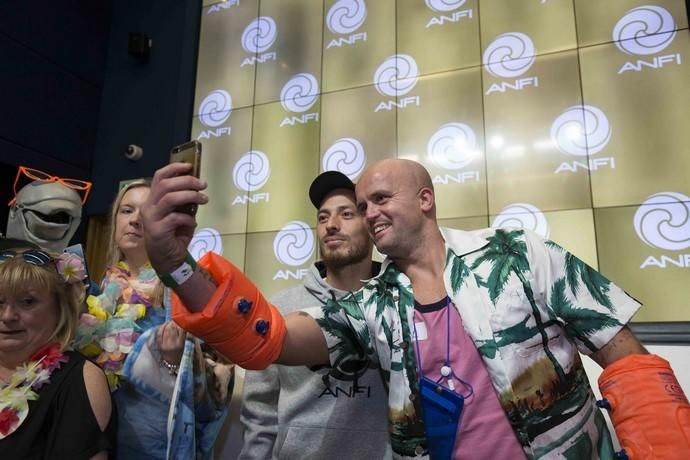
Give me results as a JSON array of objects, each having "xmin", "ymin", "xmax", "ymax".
[{"xmin": 170, "ymin": 140, "xmax": 202, "ymax": 214}]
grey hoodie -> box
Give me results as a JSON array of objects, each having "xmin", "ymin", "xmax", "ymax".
[{"xmin": 239, "ymin": 262, "xmax": 392, "ymax": 460}]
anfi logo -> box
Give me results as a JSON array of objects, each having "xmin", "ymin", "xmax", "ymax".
[
  {"xmin": 425, "ymin": 0, "xmax": 466, "ymax": 12},
  {"xmin": 327, "ymin": 0, "xmax": 367, "ymax": 34},
  {"xmin": 280, "ymin": 73, "xmax": 320, "ymax": 113},
  {"xmin": 550, "ymin": 105, "xmax": 611, "ymax": 157},
  {"xmin": 613, "ymin": 5, "xmax": 676, "ymax": 56},
  {"xmin": 427, "ymin": 123, "xmax": 477, "ymax": 171},
  {"xmin": 188, "ymin": 228, "xmax": 223, "ymax": 261},
  {"xmin": 374, "ymin": 54, "xmax": 419, "ymax": 97},
  {"xmin": 483, "ymin": 32, "xmax": 536, "ymax": 78},
  {"xmin": 233, "ymin": 151, "xmax": 271, "ymax": 192},
  {"xmin": 274, "ymin": 221, "xmax": 315, "ymax": 266},
  {"xmin": 199, "ymin": 90, "xmax": 232, "ymax": 128},
  {"xmin": 634, "ymin": 192, "xmax": 690, "ymax": 251},
  {"xmin": 322, "ymin": 138, "xmax": 366, "ymax": 180},
  {"xmin": 492, "ymin": 203, "xmax": 550, "ymax": 239},
  {"xmin": 242, "ymin": 16, "xmax": 277, "ymax": 54}
]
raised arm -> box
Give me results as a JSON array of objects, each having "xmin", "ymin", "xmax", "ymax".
[
  {"xmin": 141, "ymin": 164, "xmax": 328, "ymax": 369},
  {"xmin": 141, "ymin": 162, "xmax": 215, "ymax": 311}
]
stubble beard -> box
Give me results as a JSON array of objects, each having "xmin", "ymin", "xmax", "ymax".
[{"xmin": 320, "ymin": 238, "xmax": 370, "ymax": 270}]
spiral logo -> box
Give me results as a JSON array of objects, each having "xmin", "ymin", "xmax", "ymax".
[
  {"xmin": 425, "ymin": 0, "xmax": 466, "ymax": 12},
  {"xmin": 274, "ymin": 221, "xmax": 315, "ymax": 266},
  {"xmin": 374, "ymin": 54, "xmax": 419, "ymax": 97},
  {"xmin": 326, "ymin": 0, "xmax": 367, "ymax": 35},
  {"xmin": 492, "ymin": 203, "xmax": 550, "ymax": 239},
  {"xmin": 634, "ymin": 192, "xmax": 690, "ymax": 251},
  {"xmin": 280, "ymin": 73, "xmax": 319, "ymax": 113},
  {"xmin": 198, "ymin": 90, "xmax": 232, "ymax": 128},
  {"xmin": 188, "ymin": 228, "xmax": 223, "ymax": 261},
  {"xmin": 483, "ymin": 32, "xmax": 536, "ymax": 78},
  {"xmin": 241, "ymin": 16, "xmax": 277, "ymax": 54},
  {"xmin": 322, "ymin": 138, "xmax": 367, "ymax": 180},
  {"xmin": 232, "ymin": 151, "xmax": 271, "ymax": 192},
  {"xmin": 427, "ymin": 123, "xmax": 477, "ymax": 171},
  {"xmin": 613, "ymin": 6, "xmax": 677, "ymax": 56},
  {"xmin": 550, "ymin": 105, "xmax": 611, "ymax": 157}
]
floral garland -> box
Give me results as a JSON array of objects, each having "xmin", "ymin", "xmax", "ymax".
[
  {"xmin": 0, "ymin": 343, "xmax": 68, "ymax": 438},
  {"xmin": 55, "ymin": 252, "xmax": 88, "ymax": 284},
  {"xmin": 74, "ymin": 261, "xmax": 161, "ymax": 390}
]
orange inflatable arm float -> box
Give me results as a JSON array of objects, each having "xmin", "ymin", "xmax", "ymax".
[
  {"xmin": 598, "ymin": 354, "xmax": 690, "ymax": 459},
  {"xmin": 171, "ymin": 252, "xmax": 286, "ymax": 370}
]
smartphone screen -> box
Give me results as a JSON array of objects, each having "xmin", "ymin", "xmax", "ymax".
[{"xmin": 170, "ymin": 140, "xmax": 202, "ymax": 214}]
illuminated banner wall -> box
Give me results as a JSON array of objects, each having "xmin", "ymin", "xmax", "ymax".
[{"xmin": 191, "ymin": 0, "xmax": 690, "ymax": 322}]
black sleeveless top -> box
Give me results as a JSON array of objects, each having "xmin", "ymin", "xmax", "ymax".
[{"xmin": 0, "ymin": 351, "xmax": 117, "ymax": 459}]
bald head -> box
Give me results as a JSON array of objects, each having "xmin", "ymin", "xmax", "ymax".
[
  {"xmin": 355, "ymin": 159, "xmax": 439, "ymax": 260},
  {"xmin": 357, "ymin": 159, "xmax": 436, "ymax": 215},
  {"xmin": 360, "ymin": 158, "xmax": 432, "ymax": 190}
]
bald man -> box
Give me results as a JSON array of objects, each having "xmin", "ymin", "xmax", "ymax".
[{"xmin": 142, "ymin": 159, "xmax": 689, "ymax": 460}]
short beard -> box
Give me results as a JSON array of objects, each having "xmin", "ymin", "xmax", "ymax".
[{"xmin": 320, "ymin": 240, "xmax": 370, "ymax": 270}]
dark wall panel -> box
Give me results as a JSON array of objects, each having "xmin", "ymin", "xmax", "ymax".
[
  {"xmin": 0, "ymin": 36, "xmax": 100, "ymax": 173},
  {"xmin": 88, "ymin": 0, "xmax": 202, "ymax": 214},
  {"xmin": 0, "ymin": 2, "xmax": 112, "ymax": 85}
]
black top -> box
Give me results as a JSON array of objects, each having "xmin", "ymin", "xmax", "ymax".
[{"xmin": 0, "ymin": 351, "xmax": 117, "ymax": 459}]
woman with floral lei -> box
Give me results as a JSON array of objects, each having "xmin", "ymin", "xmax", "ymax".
[
  {"xmin": 74, "ymin": 180, "xmax": 233, "ymax": 460},
  {"xmin": 0, "ymin": 238, "xmax": 115, "ymax": 459}
]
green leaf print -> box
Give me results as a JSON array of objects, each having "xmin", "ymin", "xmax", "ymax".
[
  {"xmin": 475, "ymin": 229, "xmax": 568, "ymax": 384},
  {"xmin": 565, "ymin": 253, "xmax": 613, "ymax": 311},
  {"xmin": 549, "ymin": 278, "xmax": 620, "ymax": 353},
  {"xmin": 471, "ymin": 229, "xmax": 529, "ymax": 303},
  {"xmin": 546, "ymin": 240, "xmax": 614, "ymax": 312},
  {"xmin": 447, "ymin": 249, "xmax": 472, "ymax": 295}
]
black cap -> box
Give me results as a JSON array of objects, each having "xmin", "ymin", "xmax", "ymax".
[{"xmin": 308, "ymin": 171, "xmax": 355, "ymax": 209}]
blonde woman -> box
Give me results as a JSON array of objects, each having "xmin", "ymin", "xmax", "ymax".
[
  {"xmin": 0, "ymin": 239, "xmax": 115, "ymax": 459},
  {"xmin": 75, "ymin": 180, "xmax": 232, "ymax": 460}
]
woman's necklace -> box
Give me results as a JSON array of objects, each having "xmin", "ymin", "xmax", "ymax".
[
  {"xmin": 75, "ymin": 260, "xmax": 162, "ymax": 391},
  {"xmin": 0, "ymin": 343, "xmax": 68, "ymax": 439}
]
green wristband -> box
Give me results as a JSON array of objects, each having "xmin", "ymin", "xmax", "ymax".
[{"xmin": 159, "ymin": 252, "xmax": 197, "ymax": 288}]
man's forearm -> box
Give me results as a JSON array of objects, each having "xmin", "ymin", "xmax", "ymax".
[
  {"xmin": 590, "ymin": 326, "xmax": 647, "ymax": 368},
  {"xmin": 173, "ymin": 266, "xmax": 217, "ymax": 312}
]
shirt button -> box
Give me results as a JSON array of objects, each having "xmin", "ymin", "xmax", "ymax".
[
  {"xmin": 409, "ymin": 393, "xmax": 416, "ymax": 401},
  {"xmin": 400, "ymin": 341, "xmax": 408, "ymax": 350},
  {"xmin": 393, "ymin": 295, "xmax": 399, "ymax": 302},
  {"xmin": 414, "ymin": 445, "xmax": 424, "ymax": 456}
]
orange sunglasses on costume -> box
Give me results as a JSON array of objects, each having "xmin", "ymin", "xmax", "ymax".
[{"xmin": 9, "ymin": 165, "xmax": 93, "ymax": 206}]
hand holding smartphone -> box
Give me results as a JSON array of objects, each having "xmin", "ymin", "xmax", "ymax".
[{"xmin": 169, "ymin": 140, "xmax": 202, "ymax": 215}]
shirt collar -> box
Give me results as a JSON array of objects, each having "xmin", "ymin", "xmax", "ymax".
[{"xmin": 375, "ymin": 226, "xmax": 489, "ymax": 281}]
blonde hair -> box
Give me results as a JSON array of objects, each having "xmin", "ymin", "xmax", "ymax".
[
  {"xmin": 103, "ymin": 179, "xmax": 163, "ymax": 305},
  {"xmin": 0, "ymin": 253, "xmax": 86, "ymax": 350},
  {"xmin": 104, "ymin": 179, "xmax": 151, "ymax": 269}
]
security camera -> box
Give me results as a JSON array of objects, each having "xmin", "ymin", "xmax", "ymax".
[{"xmin": 125, "ymin": 144, "xmax": 143, "ymax": 161}]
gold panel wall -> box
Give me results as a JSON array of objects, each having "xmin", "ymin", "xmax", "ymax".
[{"xmin": 192, "ymin": 0, "xmax": 690, "ymax": 320}]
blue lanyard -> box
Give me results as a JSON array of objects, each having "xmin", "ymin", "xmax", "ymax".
[{"xmin": 413, "ymin": 297, "xmax": 474, "ymax": 398}]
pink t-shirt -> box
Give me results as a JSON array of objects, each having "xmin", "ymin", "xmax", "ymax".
[{"xmin": 413, "ymin": 298, "xmax": 525, "ymax": 459}]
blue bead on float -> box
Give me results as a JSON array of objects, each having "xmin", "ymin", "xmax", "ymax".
[
  {"xmin": 614, "ymin": 449, "xmax": 629, "ymax": 460},
  {"xmin": 238, "ymin": 298, "xmax": 252, "ymax": 314},
  {"xmin": 596, "ymin": 399, "xmax": 611, "ymax": 411},
  {"xmin": 255, "ymin": 319, "xmax": 269, "ymax": 336}
]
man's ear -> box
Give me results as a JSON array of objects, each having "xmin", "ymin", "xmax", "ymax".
[{"xmin": 418, "ymin": 187, "xmax": 434, "ymax": 212}]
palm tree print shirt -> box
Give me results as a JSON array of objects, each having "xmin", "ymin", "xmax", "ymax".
[{"xmin": 314, "ymin": 227, "xmax": 641, "ymax": 459}]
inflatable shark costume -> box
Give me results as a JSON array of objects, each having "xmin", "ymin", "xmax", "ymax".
[{"xmin": 6, "ymin": 180, "xmax": 83, "ymax": 252}]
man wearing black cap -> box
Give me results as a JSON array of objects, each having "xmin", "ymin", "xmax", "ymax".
[
  {"xmin": 143, "ymin": 160, "xmax": 689, "ymax": 459},
  {"xmin": 238, "ymin": 171, "xmax": 391, "ymax": 459}
]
